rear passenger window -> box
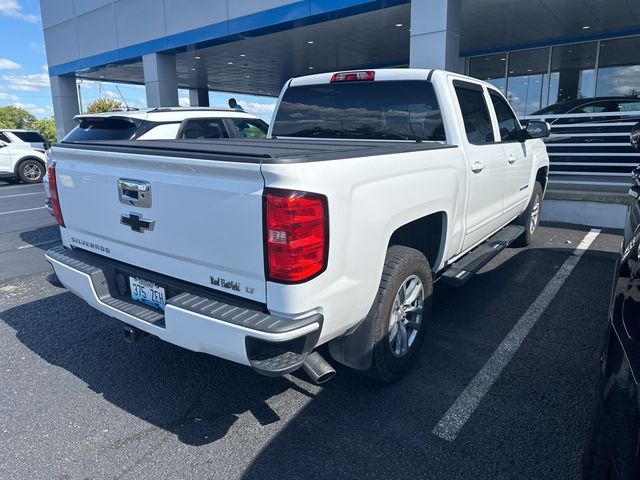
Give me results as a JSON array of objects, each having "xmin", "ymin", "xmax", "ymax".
[
  {"xmin": 180, "ymin": 119, "xmax": 229, "ymax": 139},
  {"xmin": 229, "ymin": 118, "xmax": 268, "ymax": 138},
  {"xmin": 489, "ymin": 91, "xmax": 521, "ymax": 142},
  {"xmin": 454, "ymin": 83, "xmax": 495, "ymax": 145}
]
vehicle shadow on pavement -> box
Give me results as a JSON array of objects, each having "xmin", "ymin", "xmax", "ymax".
[
  {"xmin": 238, "ymin": 237, "xmax": 618, "ymax": 480},
  {"xmin": 19, "ymin": 224, "xmax": 60, "ymax": 249},
  {"xmin": 0, "ymin": 227, "xmax": 620, "ymax": 478},
  {"xmin": 0, "ymin": 292, "xmax": 320, "ymax": 447}
]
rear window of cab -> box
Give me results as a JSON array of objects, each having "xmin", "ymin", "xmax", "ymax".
[{"xmin": 272, "ymin": 80, "xmax": 446, "ymax": 142}]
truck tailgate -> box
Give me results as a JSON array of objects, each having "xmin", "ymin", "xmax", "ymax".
[{"xmin": 52, "ymin": 145, "xmax": 266, "ymax": 303}]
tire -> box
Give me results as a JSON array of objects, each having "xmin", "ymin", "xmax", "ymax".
[
  {"xmin": 17, "ymin": 159, "xmax": 45, "ymax": 184},
  {"xmin": 512, "ymin": 181, "xmax": 543, "ymax": 247},
  {"xmin": 364, "ymin": 245, "xmax": 433, "ymax": 383}
]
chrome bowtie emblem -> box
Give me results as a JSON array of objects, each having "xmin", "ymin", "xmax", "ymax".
[{"xmin": 121, "ymin": 213, "xmax": 155, "ymax": 233}]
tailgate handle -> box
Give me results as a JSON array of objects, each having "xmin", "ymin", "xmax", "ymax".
[{"xmin": 118, "ymin": 179, "xmax": 152, "ymax": 208}]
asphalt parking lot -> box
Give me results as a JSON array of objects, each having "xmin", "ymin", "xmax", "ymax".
[{"xmin": 0, "ymin": 179, "xmax": 623, "ymax": 479}]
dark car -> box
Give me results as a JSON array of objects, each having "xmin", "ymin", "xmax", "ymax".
[
  {"xmin": 530, "ymin": 97, "xmax": 640, "ymax": 125},
  {"xmin": 582, "ymin": 122, "xmax": 640, "ymax": 480}
]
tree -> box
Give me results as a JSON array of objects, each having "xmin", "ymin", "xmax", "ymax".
[
  {"xmin": 86, "ymin": 98, "xmax": 124, "ymax": 113},
  {"xmin": 0, "ymin": 105, "xmax": 36, "ymax": 129},
  {"xmin": 32, "ymin": 117, "xmax": 57, "ymax": 146}
]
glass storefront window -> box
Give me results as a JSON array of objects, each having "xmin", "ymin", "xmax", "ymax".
[
  {"xmin": 596, "ymin": 36, "xmax": 640, "ymax": 98},
  {"xmin": 506, "ymin": 48, "xmax": 549, "ymax": 116},
  {"xmin": 548, "ymin": 43, "xmax": 597, "ymax": 104},
  {"xmin": 469, "ymin": 54, "xmax": 507, "ymax": 94},
  {"xmin": 467, "ymin": 35, "xmax": 640, "ymax": 114}
]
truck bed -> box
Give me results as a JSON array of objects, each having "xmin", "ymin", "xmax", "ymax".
[{"xmin": 56, "ymin": 138, "xmax": 455, "ymax": 163}]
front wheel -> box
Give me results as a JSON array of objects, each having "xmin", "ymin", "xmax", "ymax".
[
  {"xmin": 512, "ymin": 181, "xmax": 543, "ymax": 247},
  {"xmin": 17, "ymin": 159, "xmax": 44, "ymax": 184},
  {"xmin": 365, "ymin": 246, "xmax": 433, "ymax": 383}
]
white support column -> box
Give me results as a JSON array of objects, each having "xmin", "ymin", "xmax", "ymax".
[
  {"xmin": 143, "ymin": 53, "xmax": 178, "ymax": 108},
  {"xmin": 189, "ymin": 88, "xmax": 209, "ymax": 107},
  {"xmin": 410, "ymin": 0, "xmax": 462, "ymax": 72},
  {"xmin": 50, "ymin": 75, "xmax": 80, "ymax": 140}
]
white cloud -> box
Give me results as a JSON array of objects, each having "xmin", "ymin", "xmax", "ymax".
[
  {"xmin": 12, "ymin": 102, "xmax": 47, "ymax": 116},
  {"xmin": 179, "ymin": 96, "xmax": 190, "ymax": 107},
  {"xmin": 0, "ymin": 92, "xmax": 19, "ymax": 102},
  {"xmin": 0, "ymin": 58, "xmax": 20, "ymax": 70},
  {"xmin": 240, "ymin": 101, "xmax": 276, "ymax": 116},
  {"xmin": 0, "ymin": 72, "xmax": 49, "ymax": 91},
  {"xmin": 0, "ymin": 0, "xmax": 38, "ymax": 22}
]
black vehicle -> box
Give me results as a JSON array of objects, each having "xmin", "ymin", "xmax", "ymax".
[
  {"xmin": 531, "ymin": 97, "xmax": 640, "ymax": 125},
  {"xmin": 582, "ymin": 122, "xmax": 640, "ymax": 480}
]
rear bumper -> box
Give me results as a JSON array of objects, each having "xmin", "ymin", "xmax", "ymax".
[{"xmin": 45, "ymin": 246, "xmax": 322, "ymax": 376}]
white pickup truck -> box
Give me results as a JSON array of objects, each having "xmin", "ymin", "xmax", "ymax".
[{"xmin": 45, "ymin": 69, "xmax": 550, "ymax": 383}]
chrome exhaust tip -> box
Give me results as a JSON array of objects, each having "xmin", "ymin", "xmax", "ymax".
[{"xmin": 302, "ymin": 351, "xmax": 336, "ymax": 384}]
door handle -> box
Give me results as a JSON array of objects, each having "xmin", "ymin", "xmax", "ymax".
[
  {"xmin": 508, "ymin": 154, "xmax": 517, "ymax": 164},
  {"xmin": 471, "ymin": 161, "xmax": 486, "ymax": 173}
]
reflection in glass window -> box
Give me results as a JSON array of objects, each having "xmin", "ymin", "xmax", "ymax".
[
  {"xmin": 548, "ymin": 43, "xmax": 597, "ymax": 104},
  {"xmin": 506, "ymin": 48, "xmax": 550, "ymax": 116},
  {"xmin": 490, "ymin": 91, "xmax": 521, "ymax": 141},
  {"xmin": 596, "ymin": 37, "xmax": 640, "ymax": 98},
  {"xmin": 469, "ymin": 54, "xmax": 507, "ymax": 94},
  {"xmin": 454, "ymin": 85, "xmax": 495, "ymax": 145},
  {"xmin": 272, "ymin": 81, "xmax": 446, "ymax": 141}
]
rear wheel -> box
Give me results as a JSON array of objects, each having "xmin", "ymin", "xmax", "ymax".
[
  {"xmin": 17, "ymin": 159, "xmax": 44, "ymax": 184},
  {"xmin": 512, "ymin": 181, "xmax": 542, "ymax": 247},
  {"xmin": 365, "ymin": 246, "xmax": 433, "ymax": 383}
]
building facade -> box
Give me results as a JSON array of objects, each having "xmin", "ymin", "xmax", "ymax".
[{"xmin": 40, "ymin": 0, "xmax": 640, "ymax": 135}]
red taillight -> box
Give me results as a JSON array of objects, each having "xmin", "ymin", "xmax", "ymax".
[
  {"xmin": 48, "ymin": 164, "xmax": 65, "ymax": 227},
  {"xmin": 330, "ymin": 70, "xmax": 375, "ymax": 83},
  {"xmin": 265, "ymin": 189, "xmax": 328, "ymax": 283}
]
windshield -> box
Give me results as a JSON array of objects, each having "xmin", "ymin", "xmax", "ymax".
[{"xmin": 272, "ymin": 80, "xmax": 446, "ymax": 142}]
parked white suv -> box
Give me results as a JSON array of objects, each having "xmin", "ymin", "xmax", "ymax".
[
  {"xmin": 63, "ymin": 107, "xmax": 269, "ymax": 143},
  {"xmin": 0, "ymin": 129, "xmax": 48, "ymax": 183}
]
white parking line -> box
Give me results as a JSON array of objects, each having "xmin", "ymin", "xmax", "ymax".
[
  {"xmin": 0, "ymin": 192, "xmax": 43, "ymax": 199},
  {"xmin": 0, "ymin": 207, "xmax": 46, "ymax": 216},
  {"xmin": 432, "ymin": 228, "xmax": 601, "ymax": 442},
  {"xmin": 0, "ymin": 184, "xmax": 43, "ymax": 191}
]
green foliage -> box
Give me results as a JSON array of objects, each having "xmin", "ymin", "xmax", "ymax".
[
  {"xmin": 32, "ymin": 117, "xmax": 57, "ymax": 146},
  {"xmin": 86, "ymin": 98, "xmax": 124, "ymax": 113},
  {"xmin": 0, "ymin": 105, "xmax": 37, "ymax": 129}
]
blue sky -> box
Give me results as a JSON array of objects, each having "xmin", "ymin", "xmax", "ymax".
[{"xmin": 0, "ymin": 0, "xmax": 277, "ymax": 121}]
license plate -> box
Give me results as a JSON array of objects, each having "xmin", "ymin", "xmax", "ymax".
[{"xmin": 129, "ymin": 276, "xmax": 166, "ymax": 310}]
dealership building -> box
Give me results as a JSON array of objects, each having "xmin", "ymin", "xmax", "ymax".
[{"xmin": 39, "ymin": 0, "xmax": 640, "ymax": 207}]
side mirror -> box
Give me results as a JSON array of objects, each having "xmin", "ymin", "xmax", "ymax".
[
  {"xmin": 0, "ymin": 140, "xmax": 6, "ymax": 148},
  {"xmin": 631, "ymin": 122, "xmax": 640, "ymax": 152},
  {"xmin": 525, "ymin": 120, "xmax": 551, "ymax": 139}
]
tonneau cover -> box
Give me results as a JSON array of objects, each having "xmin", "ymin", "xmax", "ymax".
[{"xmin": 55, "ymin": 138, "xmax": 455, "ymax": 164}]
